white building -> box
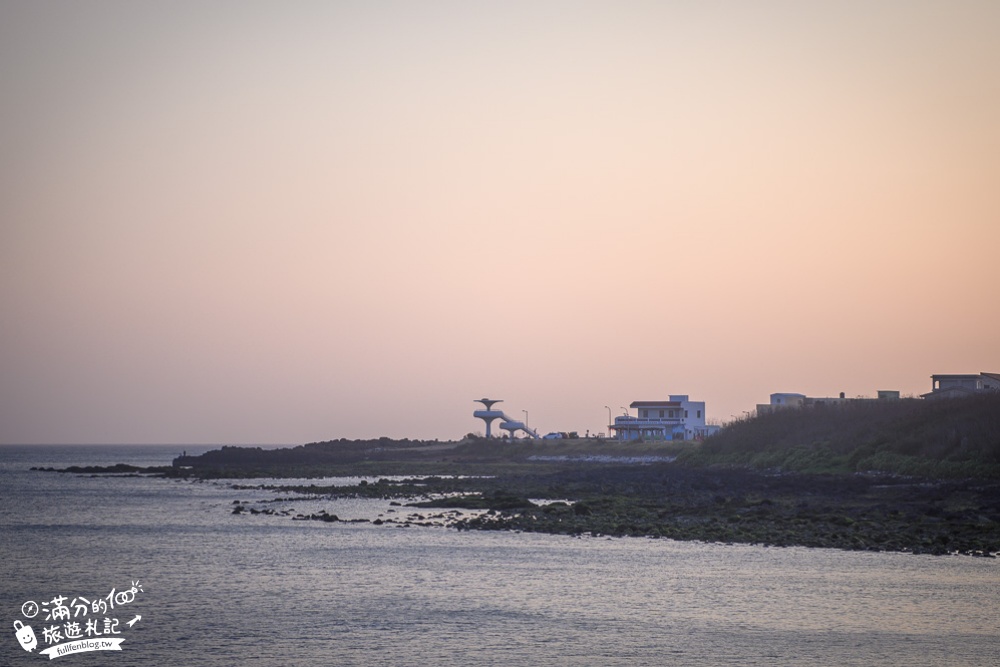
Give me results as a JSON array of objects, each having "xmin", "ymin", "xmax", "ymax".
[
  {"xmin": 610, "ymin": 395, "xmax": 719, "ymax": 441},
  {"xmin": 756, "ymin": 391, "xmax": 847, "ymax": 414},
  {"xmin": 760, "ymin": 393, "xmax": 807, "ymax": 412}
]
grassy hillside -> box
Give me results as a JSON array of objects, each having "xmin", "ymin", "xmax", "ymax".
[{"xmin": 680, "ymin": 394, "xmax": 1000, "ymax": 478}]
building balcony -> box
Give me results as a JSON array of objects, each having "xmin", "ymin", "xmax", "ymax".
[{"xmin": 613, "ymin": 417, "xmax": 684, "ymax": 426}]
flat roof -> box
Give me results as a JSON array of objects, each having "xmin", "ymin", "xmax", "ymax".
[{"xmin": 630, "ymin": 401, "xmax": 681, "ymax": 408}]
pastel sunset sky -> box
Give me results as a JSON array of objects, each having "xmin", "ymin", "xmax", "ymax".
[{"xmin": 2, "ymin": 1, "xmax": 998, "ymax": 444}]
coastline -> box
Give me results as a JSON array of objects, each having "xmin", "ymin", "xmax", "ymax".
[{"xmin": 42, "ymin": 438, "xmax": 1000, "ymax": 557}]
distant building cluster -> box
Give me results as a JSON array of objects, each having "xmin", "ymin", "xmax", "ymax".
[
  {"xmin": 474, "ymin": 372, "xmax": 999, "ymax": 444},
  {"xmin": 756, "ymin": 390, "xmax": 900, "ymax": 415},
  {"xmin": 757, "ymin": 371, "xmax": 1000, "ymax": 416}
]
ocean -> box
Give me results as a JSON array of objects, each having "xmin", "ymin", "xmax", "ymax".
[{"xmin": 2, "ymin": 445, "xmax": 997, "ymax": 666}]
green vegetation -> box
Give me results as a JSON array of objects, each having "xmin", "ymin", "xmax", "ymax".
[{"xmin": 680, "ymin": 394, "xmax": 1000, "ymax": 478}]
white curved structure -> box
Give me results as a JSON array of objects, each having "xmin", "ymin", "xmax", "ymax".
[
  {"xmin": 474, "ymin": 398, "xmax": 539, "ymax": 439},
  {"xmin": 499, "ymin": 417, "xmax": 539, "ymax": 439}
]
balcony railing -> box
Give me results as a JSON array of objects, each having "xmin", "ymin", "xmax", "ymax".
[{"xmin": 613, "ymin": 417, "xmax": 683, "ymax": 425}]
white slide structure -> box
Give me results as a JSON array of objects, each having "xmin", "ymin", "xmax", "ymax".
[
  {"xmin": 473, "ymin": 399, "xmax": 540, "ymax": 439},
  {"xmin": 498, "ymin": 412, "xmax": 540, "ymax": 439}
]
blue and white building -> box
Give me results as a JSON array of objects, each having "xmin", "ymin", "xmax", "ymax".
[{"xmin": 610, "ymin": 395, "xmax": 719, "ymax": 441}]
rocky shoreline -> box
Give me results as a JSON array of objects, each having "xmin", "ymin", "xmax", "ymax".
[
  {"xmin": 39, "ymin": 439, "xmax": 1000, "ymax": 556},
  {"xmin": 231, "ymin": 464, "xmax": 1000, "ymax": 556}
]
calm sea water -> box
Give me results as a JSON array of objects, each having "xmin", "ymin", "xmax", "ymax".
[{"xmin": 2, "ymin": 445, "xmax": 998, "ymax": 666}]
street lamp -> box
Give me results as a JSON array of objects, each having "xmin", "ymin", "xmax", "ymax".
[
  {"xmin": 522, "ymin": 409, "xmax": 529, "ymax": 428},
  {"xmin": 620, "ymin": 406, "xmax": 629, "ymax": 417}
]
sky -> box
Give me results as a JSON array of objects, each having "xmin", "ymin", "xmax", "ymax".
[{"xmin": 2, "ymin": 1, "xmax": 998, "ymax": 444}]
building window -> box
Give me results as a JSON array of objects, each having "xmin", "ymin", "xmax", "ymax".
[
  {"xmin": 697, "ymin": 410, "xmax": 701, "ymax": 418},
  {"xmin": 659, "ymin": 410, "xmax": 664, "ymax": 418},
  {"xmin": 640, "ymin": 409, "xmax": 647, "ymax": 418},
  {"xmin": 684, "ymin": 410, "xmax": 688, "ymax": 418}
]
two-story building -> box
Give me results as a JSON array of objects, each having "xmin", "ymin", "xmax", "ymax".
[
  {"xmin": 922, "ymin": 373, "xmax": 1000, "ymax": 400},
  {"xmin": 610, "ymin": 395, "xmax": 719, "ymax": 441}
]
